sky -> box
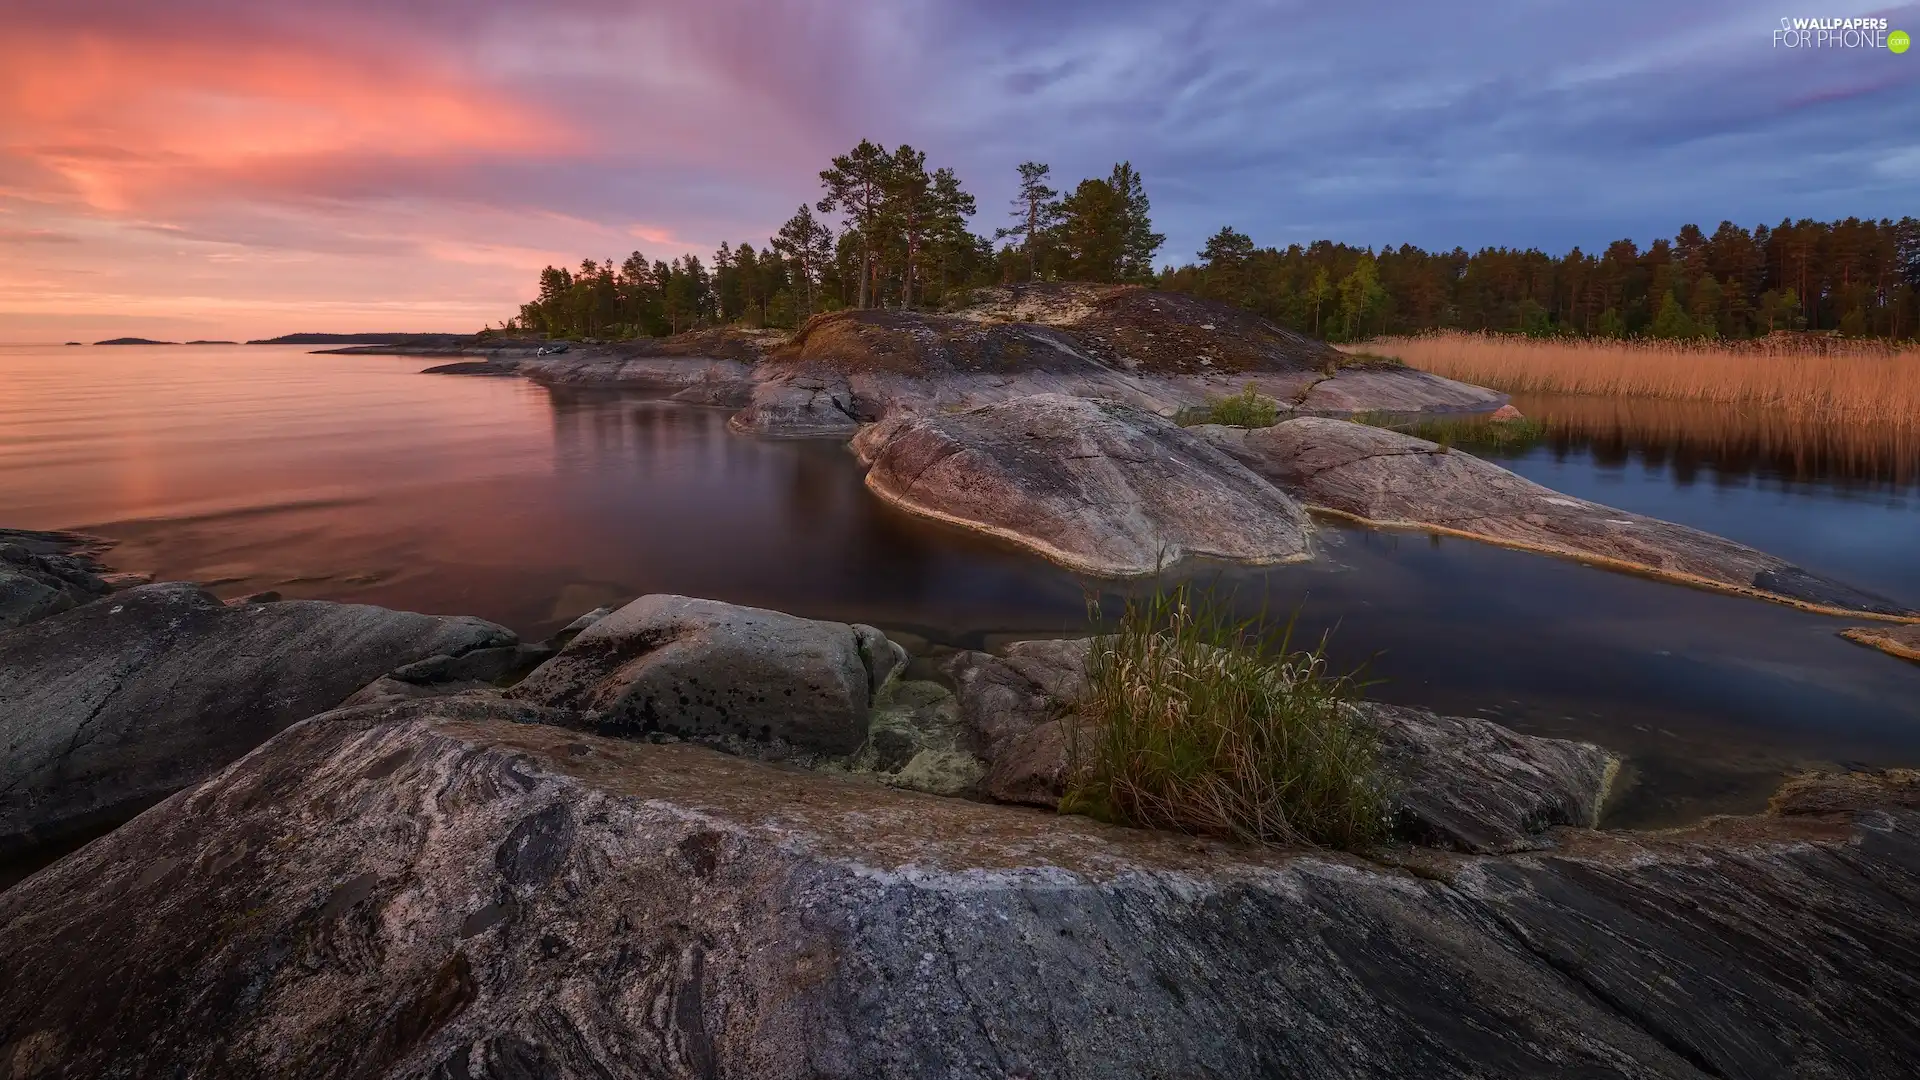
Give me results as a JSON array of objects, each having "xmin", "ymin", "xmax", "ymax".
[{"xmin": 2, "ymin": 1, "xmax": 1916, "ymax": 342}]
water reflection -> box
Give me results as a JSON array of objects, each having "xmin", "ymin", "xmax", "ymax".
[
  {"xmin": 1512, "ymin": 392, "xmax": 1920, "ymax": 491},
  {"xmin": 3, "ymin": 346, "xmax": 1918, "ymax": 828},
  {"xmin": 1498, "ymin": 393, "xmax": 1920, "ymax": 605}
]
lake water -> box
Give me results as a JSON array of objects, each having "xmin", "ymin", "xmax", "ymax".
[{"xmin": 3, "ymin": 344, "xmax": 1918, "ymax": 827}]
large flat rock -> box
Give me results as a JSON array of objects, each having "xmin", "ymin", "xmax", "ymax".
[
  {"xmin": 1, "ymin": 698, "xmax": 1913, "ymax": 1078},
  {"xmin": 1201, "ymin": 417, "xmax": 1918, "ymax": 619},
  {"xmin": 854, "ymin": 393, "xmax": 1314, "ymax": 576},
  {"xmin": 0, "ymin": 582, "xmax": 515, "ymax": 857}
]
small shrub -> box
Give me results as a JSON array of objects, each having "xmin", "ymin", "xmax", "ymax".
[
  {"xmin": 1062, "ymin": 587, "xmax": 1388, "ymax": 851},
  {"xmin": 1199, "ymin": 384, "xmax": 1280, "ymax": 428}
]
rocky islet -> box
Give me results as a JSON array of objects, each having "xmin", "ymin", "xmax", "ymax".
[
  {"xmin": 4, "ymin": 287, "xmax": 1917, "ymax": 1074},
  {"xmin": 358, "ymin": 283, "xmax": 1916, "ymax": 624}
]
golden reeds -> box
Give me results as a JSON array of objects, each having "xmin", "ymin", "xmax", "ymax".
[
  {"xmin": 1355, "ymin": 332, "xmax": 1920, "ymax": 429},
  {"xmin": 1507, "ymin": 393, "xmax": 1920, "ymax": 486}
]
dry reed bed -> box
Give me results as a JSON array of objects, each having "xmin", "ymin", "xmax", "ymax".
[
  {"xmin": 1356, "ymin": 332, "xmax": 1920, "ymax": 429},
  {"xmin": 1508, "ymin": 392, "xmax": 1920, "ymax": 486}
]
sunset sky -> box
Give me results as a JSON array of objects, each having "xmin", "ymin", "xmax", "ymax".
[{"xmin": 3, "ymin": 1, "xmax": 1916, "ymax": 342}]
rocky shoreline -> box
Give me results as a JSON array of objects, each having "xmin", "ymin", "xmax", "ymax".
[
  {"xmin": 6, "ymin": 283, "xmax": 1914, "ymax": 1072},
  {"xmin": 1, "ymin": 567, "xmax": 1917, "ymax": 1076},
  {"xmin": 333, "ymin": 283, "xmax": 1919, "ymax": 625}
]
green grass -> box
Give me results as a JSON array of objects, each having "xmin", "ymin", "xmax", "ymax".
[
  {"xmin": 1061, "ymin": 587, "xmax": 1389, "ymax": 851},
  {"xmin": 1194, "ymin": 384, "xmax": 1281, "ymax": 428}
]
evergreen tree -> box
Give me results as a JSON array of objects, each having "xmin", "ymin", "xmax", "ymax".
[
  {"xmin": 771, "ymin": 204, "xmax": 834, "ymax": 316},
  {"xmin": 926, "ymin": 166, "xmax": 979, "ymax": 302},
  {"xmin": 996, "ymin": 162, "xmax": 1059, "ymax": 282},
  {"xmin": 1108, "ymin": 162, "xmax": 1164, "ymax": 280},
  {"xmin": 1649, "ymin": 291, "xmax": 1696, "ymax": 340},
  {"xmin": 817, "ymin": 140, "xmax": 893, "ymax": 308},
  {"xmin": 1054, "ymin": 178, "xmax": 1126, "ymax": 281},
  {"xmin": 884, "ymin": 145, "xmax": 934, "ymax": 308}
]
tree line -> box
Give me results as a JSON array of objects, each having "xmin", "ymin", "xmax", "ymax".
[
  {"xmin": 508, "ymin": 144, "xmax": 1162, "ymax": 338},
  {"xmin": 508, "ymin": 143, "xmax": 1920, "ymax": 343},
  {"xmin": 1160, "ymin": 217, "xmax": 1920, "ymax": 342}
]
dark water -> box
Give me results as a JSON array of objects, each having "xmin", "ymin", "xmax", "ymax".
[{"xmin": 4, "ymin": 345, "xmax": 1918, "ymax": 827}]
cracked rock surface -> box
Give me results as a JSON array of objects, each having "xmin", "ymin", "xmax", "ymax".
[
  {"xmin": 854, "ymin": 393, "xmax": 1314, "ymax": 575},
  {"xmin": 1200, "ymin": 417, "xmax": 1918, "ymax": 619},
  {"xmin": 1, "ymin": 697, "xmax": 1913, "ymax": 1079},
  {"xmin": 0, "ymin": 581, "xmax": 516, "ymax": 858}
]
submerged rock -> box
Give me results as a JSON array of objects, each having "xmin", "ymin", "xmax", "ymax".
[
  {"xmin": 419, "ymin": 360, "xmax": 521, "ymax": 376},
  {"xmin": 507, "ymin": 594, "xmax": 887, "ymax": 754},
  {"xmin": 855, "ymin": 394, "xmax": 1314, "ymax": 576},
  {"xmin": 1201, "ymin": 417, "xmax": 1919, "ymax": 619},
  {"xmin": 0, "ymin": 582, "xmax": 515, "ymax": 858},
  {"xmin": 0, "ymin": 529, "xmax": 115, "ymax": 629},
  {"xmin": 2, "ymin": 697, "xmax": 1913, "ymax": 1078}
]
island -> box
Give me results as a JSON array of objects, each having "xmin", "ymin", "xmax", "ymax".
[
  {"xmin": 247, "ymin": 332, "xmax": 463, "ymax": 345},
  {"xmin": 90, "ymin": 337, "xmax": 176, "ymax": 345}
]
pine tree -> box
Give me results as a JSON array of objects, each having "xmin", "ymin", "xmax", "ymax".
[
  {"xmin": 771, "ymin": 204, "xmax": 834, "ymax": 317},
  {"xmin": 995, "ymin": 162, "xmax": 1059, "ymax": 281},
  {"xmin": 884, "ymin": 145, "xmax": 933, "ymax": 307},
  {"xmin": 1107, "ymin": 162, "xmax": 1164, "ymax": 280},
  {"xmin": 817, "ymin": 140, "xmax": 893, "ymax": 308},
  {"xmin": 1054, "ymin": 178, "xmax": 1126, "ymax": 281},
  {"xmin": 927, "ymin": 166, "xmax": 978, "ymax": 301}
]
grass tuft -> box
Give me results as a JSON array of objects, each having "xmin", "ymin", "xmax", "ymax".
[
  {"xmin": 1197, "ymin": 384, "xmax": 1281, "ymax": 428},
  {"xmin": 1062, "ymin": 587, "xmax": 1389, "ymax": 851}
]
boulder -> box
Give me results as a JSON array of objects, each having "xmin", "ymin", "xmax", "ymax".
[
  {"xmin": 944, "ymin": 639, "xmax": 1092, "ymax": 805},
  {"xmin": 855, "ymin": 394, "xmax": 1314, "ymax": 576},
  {"xmin": 727, "ymin": 373, "xmax": 864, "ymax": 437},
  {"xmin": 1200, "ymin": 417, "xmax": 1918, "ymax": 618},
  {"xmin": 0, "ymin": 529, "xmax": 115, "ymax": 629},
  {"xmin": 2, "ymin": 697, "xmax": 1914, "ymax": 1078},
  {"xmin": 1364, "ymin": 703, "xmax": 1616, "ymax": 853},
  {"xmin": 0, "ymin": 582, "xmax": 515, "ymax": 857},
  {"xmin": 507, "ymin": 594, "xmax": 888, "ymax": 755},
  {"xmin": 946, "ymin": 639, "xmax": 1614, "ymax": 852}
]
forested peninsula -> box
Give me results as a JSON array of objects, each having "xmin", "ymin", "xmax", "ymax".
[{"xmin": 507, "ymin": 141, "xmax": 1920, "ymax": 345}]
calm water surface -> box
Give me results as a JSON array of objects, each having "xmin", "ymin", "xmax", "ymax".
[{"xmin": 3, "ymin": 344, "xmax": 1918, "ymax": 826}]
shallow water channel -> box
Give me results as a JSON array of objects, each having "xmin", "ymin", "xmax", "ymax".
[{"xmin": 4, "ymin": 345, "xmax": 1917, "ymax": 827}]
